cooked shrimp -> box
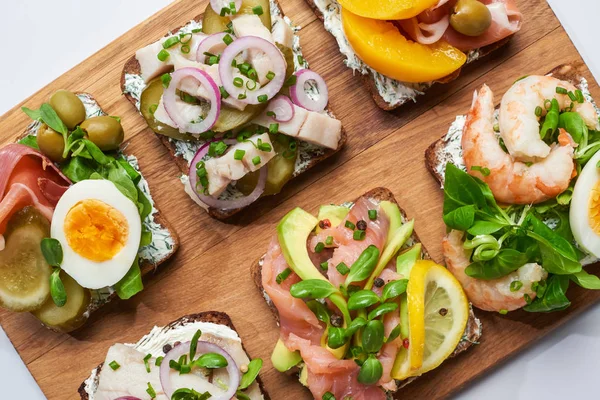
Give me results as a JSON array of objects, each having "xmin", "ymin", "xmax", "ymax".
[
  {"xmin": 499, "ymin": 75, "xmax": 599, "ymax": 161},
  {"xmin": 462, "ymin": 84, "xmax": 576, "ymax": 204},
  {"xmin": 443, "ymin": 230, "xmax": 548, "ymax": 312}
]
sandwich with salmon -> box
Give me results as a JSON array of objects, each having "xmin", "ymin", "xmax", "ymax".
[
  {"xmin": 122, "ymin": 0, "xmax": 345, "ymax": 220},
  {"xmin": 0, "ymin": 90, "xmax": 177, "ymax": 332},
  {"xmin": 79, "ymin": 312, "xmax": 268, "ymax": 399},
  {"xmin": 426, "ymin": 63, "xmax": 600, "ymax": 313},
  {"xmin": 252, "ymin": 188, "xmax": 481, "ymax": 398},
  {"xmin": 307, "ymin": 0, "xmax": 522, "ymax": 110}
]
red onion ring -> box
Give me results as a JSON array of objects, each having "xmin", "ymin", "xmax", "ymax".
[
  {"xmin": 219, "ymin": 36, "xmax": 286, "ymax": 105},
  {"xmin": 114, "ymin": 397, "xmax": 142, "ymax": 400},
  {"xmin": 265, "ymin": 95, "xmax": 295, "ymax": 122},
  {"xmin": 210, "ymin": 0, "xmax": 242, "ymax": 15},
  {"xmin": 163, "ymin": 68, "xmax": 221, "ymax": 135},
  {"xmin": 196, "ymin": 33, "xmax": 235, "ymax": 64},
  {"xmin": 159, "ymin": 341, "xmax": 240, "ymax": 400},
  {"xmin": 290, "ymin": 69, "xmax": 329, "ymax": 112},
  {"xmin": 188, "ymin": 142, "xmax": 267, "ymax": 210}
]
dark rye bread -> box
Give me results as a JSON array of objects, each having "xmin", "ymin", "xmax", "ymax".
[
  {"xmin": 78, "ymin": 311, "xmax": 270, "ymax": 400},
  {"xmin": 17, "ymin": 92, "xmax": 179, "ymax": 332},
  {"xmin": 120, "ymin": 3, "xmax": 348, "ymax": 220},
  {"xmin": 305, "ymin": 0, "xmax": 513, "ymax": 111},
  {"xmin": 424, "ymin": 62, "xmax": 588, "ymax": 185},
  {"xmin": 250, "ymin": 187, "xmax": 482, "ymax": 394}
]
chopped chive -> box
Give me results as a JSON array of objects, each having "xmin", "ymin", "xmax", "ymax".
[
  {"xmin": 510, "ymin": 280, "xmax": 523, "ymax": 292},
  {"xmin": 325, "ymin": 236, "xmax": 333, "ymax": 245},
  {"xmin": 258, "ymin": 141, "xmax": 272, "ymax": 152},
  {"xmin": 336, "ymin": 262, "xmax": 350, "ymax": 275},
  {"xmin": 149, "ymin": 104, "xmax": 158, "ymax": 115},
  {"xmin": 320, "ymin": 262, "xmax": 328, "ymax": 271},
  {"xmin": 353, "ymin": 230, "xmax": 366, "ymax": 241},
  {"xmin": 180, "ymin": 364, "xmax": 191, "ymax": 374},
  {"xmin": 220, "ymin": 7, "xmax": 230, "ymax": 16},
  {"xmin": 556, "ymin": 87, "xmax": 568, "ymax": 95},
  {"xmin": 246, "ymin": 80, "xmax": 257, "ymax": 90},
  {"xmin": 471, "ymin": 165, "xmax": 491, "ymax": 176},
  {"xmin": 266, "ymin": 111, "xmax": 276, "ymax": 118},
  {"xmin": 266, "ymin": 71, "xmax": 275, "ymax": 80},
  {"xmin": 238, "ymin": 93, "xmax": 247, "ymax": 100},
  {"xmin": 179, "ymin": 32, "xmax": 193, "ymax": 44},
  {"xmin": 192, "ymin": 28, "xmax": 202, "ymax": 33},
  {"xmin": 523, "ymin": 293, "xmax": 532, "ymax": 304},
  {"xmin": 499, "ymin": 309, "xmax": 508, "ymax": 315},
  {"xmin": 314, "ymin": 242, "xmax": 325, "ymax": 253},
  {"xmin": 368, "ymin": 210, "xmax": 377, "ymax": 220},
  {"xmin": 238, "ymin": 62, "xmax": 251, "ymax": 74},
  {"xmin": 157, "ymin": 49, "xmax": 170, "ymax": 62},
  {"xmin": 568, "ymin": 91, "xmax": 578, "ymax": 102},
  {"xmin": 233, "ymin": 77, "xmax": 244, "ymax": 88},
  {"xmin": 297, "ymin": 55, "xmax": 305, "ymax": 65},
  {"xmin": 207, "ymin": 55, "xmax": 219, "ymax": 65},
  {"xmin": 169, "ymin": 359, "xmax": 181, "ymax": 371},
  {"xmin": 229, "ymin": 1, "xmax": 236, "ymax": 13},
  {"xmin": 535, "ymin": 106, "xmax": 542, "ymax": 117},
  {"xmin": 248, "ymin": 68, "xmax": 258, "ymax": 81},
  {"xmin": 258, "ymin": 94, "xmax": 268, "ymax": 103},
  {"xmin": 146, "ymin": 382, "xmax": 157, "ymax": 398},
  {"xmin": 252, "ymin": 156, "xmax": 261, "ymax": 165},
  {"xmin": 231, "ymin": 59, "xmax": 237, "ymax": 67},
  {"xmin": 269, "ymin": 123, "xmax": 279, "ymax": 134},
  {"xmin": 323, "ymin": 392, "xmax": 336, "ymax": 400},
  {"xmin": 276, "ymin": 268, "xmax": 292, "ymax": 284},
  {"xmin": 219, "ymin": 86, "xmax": 230, "ymax": 99},
  {"xmin": 162, "ymin": 36, "xmax": 180, "ymax": 49},
  {"xmin": 181, "ymin": 44, "xmax": 191, "ymax": 54},
  {"xmin": 544, "ymin": 99, "xmax": 552, "ymax": 109},
  {"xmin": 284, "ymin": 75, "xmax": 297, "ymax": 87},
  {"xmin": 161, "ymin": 73, "xmax": 172, "ymax": 88},
  {"xmin": 345, "ymin": 221, "xmax": 355, "ymax": 230},
  {"xmin": 575, "ymin": 89, "xmax": 584, "ymax": 103},
  {"xmin": 143, "ymin": 354, "xmax": 152, "ymax": 373},
  {"xmin": 223, "ymin": 34, "xmax": 234, "ymax": 45},
  {"xmin": 252, "ymin": 5, "xmax": 264, "ymax": 15},
  {"xmin": 178, "ymin": 355, "xmax": 187, "ymax": 366},
  {"xmin": 155, "ymin": 356, "xmax": 164, "ymax": 366},
  {"xmin": 234, "ymin": 149, "xmax": 246, "ymax": 160},
  {"xmin": 109, "ymin": 360, "xmax": 120, "ymax": 371}
]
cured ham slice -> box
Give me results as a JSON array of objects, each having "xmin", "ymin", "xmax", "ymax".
[{"xmin": 0, "ymin": 144, "xmax": 70, "ymax": 234}]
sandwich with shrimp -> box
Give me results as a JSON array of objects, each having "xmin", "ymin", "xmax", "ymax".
[
  {"xmin": 122, "ymin": 0, "xmax": 345, "ymax": 220},
  {"xmin": 251, "ymin": 188, "xmax": 481, "ymax": 399},
  {"xmin": 79, "ymin": 312, "xmax": 268, "ymax": 399},
  {"xmin": 306, "ymin": 0, "xmax": 522, "ymax": 110},
  {"xmin": 426, "ymin": 63, "xmax": 600, "ymax": 313}
]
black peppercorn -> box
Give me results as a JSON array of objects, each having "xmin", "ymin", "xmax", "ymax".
[
  {"xmin": 162, "ymin": 344, "xmax": 172, "ymax": 354},
  {"xmin": 439, "ymin": 308, "xmax": 448, "ymax": 316},
  {"xmin": 330, "ymin": 314, "xmax": 343, "ymax": 327},
  {"xmin": 356, "ymin": 220, "xmax": 367, "ymax": 231},
  {"xmin": 373, "ymin": 278, "xmax": 385, "ymax": 288}
]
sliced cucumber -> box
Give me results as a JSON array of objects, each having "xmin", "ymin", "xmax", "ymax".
[{"xmin": 0, "ymin": 207, "xmax": 51, "ymax": 312}]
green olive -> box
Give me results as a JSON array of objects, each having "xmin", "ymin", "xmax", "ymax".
[
  {"xmin": 450, "ymin": 0, "xmax": 492, "ymax": 37},
  {"xmin": 80, "ymin": 116, "xmax": 124, "ymax": 151},
  {"xmin": 49, "ymin": 90, "xmax": 86, "ymax": 130},
  {"xmin": 36, "ymin": 123, "xmax": 66, "ymax": 163}
]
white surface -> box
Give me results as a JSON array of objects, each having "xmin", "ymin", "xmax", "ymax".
[{"xmin": 1, "ymin": 0, "xmax": 600, "ymax": 399}]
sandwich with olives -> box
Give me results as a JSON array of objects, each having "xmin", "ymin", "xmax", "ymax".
[
  {"xmin": 79, "ymin": 312, "xmax": 268, "ymax": 400},
  {"xmin": 0, "ymin": 90, "xmax": 178, "ymax": 333},
  {"xmin": 122, "ymin": 0, "xmax": 346, "ymax": 220},
  {"xmin": 306, "ymin": 0, "xmax": 522, "ymax": 110},
  {"xmin": 251, "ymin": 188, "xmax": 481, "ymax": 399}
]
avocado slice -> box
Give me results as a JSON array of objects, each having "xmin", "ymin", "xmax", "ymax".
[
  {"xmin": 299, "ymin": 364, "xmax": 309, "ymax": 386},
  {"xmin": 380, "ymin": 201, "xmax": 403, "ymax": 247},
  {"xmin": 315, "ymin": 205, "xmax": 350, "ymax": 233},
  {"xmin": 271, "ymin": 339, "xmax": 302, "ymax": 372},
  {"xmin": 396, "ymin": 244, "xmax": 422, "ymax": 277}
]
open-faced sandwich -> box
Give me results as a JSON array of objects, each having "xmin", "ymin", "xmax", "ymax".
[
  {"xmin": 79, "ymin": 312, "xmax": 267, "ymax": 400},
  {"xmin": 121, "ymin": 0, "xmax": 345, "ymax": 220},
  {"xmin": 308, "ymin": 0, "xmax": 522, "ymax": 110},
  {"xmin": 426, "ymin": 63, "xmax": 600, "ymax": 313},
  {"xmin": 252, "ymin": 188, "xmax": 481, "ymax": 399},
  {"xmin": 0, "ymin": 90, "xmax": 177, "ymax": 332}
]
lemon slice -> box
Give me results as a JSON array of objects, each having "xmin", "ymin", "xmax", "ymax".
[{"xmin": 391, "ymin": 260, "xmax": 469, "ymax": 380}]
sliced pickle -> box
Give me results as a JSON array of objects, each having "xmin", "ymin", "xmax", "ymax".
[
  {"xmin": 32, "ymin": 271, "xmax": 91, "ymax": 333},
  {"xmin": 214, "ymin": 103, "xmax": 268, "ymax": 132},
  {"xmin": 140, "ymin": 78, "xmax": 197, "ymax": 141},
  {"xmin": 202, "ymin": 0, "xmax": 272, "ymax": 34},
  {"xmin": 237, "ymin": 133, "xmax": 297, "ymax": 196},
  {"xmin": 277, "ymin": 44, "xmax": 295, "ymax": 80},
  {"xmin": 0, "ymin": 207, "xmax": 51, "ymax": 312}
]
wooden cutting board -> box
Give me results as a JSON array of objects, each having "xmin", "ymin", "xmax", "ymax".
[{"xmin": 0, "ymin": 0, "xmax": 598, "ymax": 399}]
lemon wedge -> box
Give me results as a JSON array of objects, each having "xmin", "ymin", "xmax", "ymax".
[{"xmin": 391, "ymin": 260, "xmax": 469, "ymax": 380}]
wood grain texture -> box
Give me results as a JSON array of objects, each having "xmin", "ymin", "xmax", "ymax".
[{"xmin": 0, "ymin": 0, "xmax": 597, "ymax": 399}]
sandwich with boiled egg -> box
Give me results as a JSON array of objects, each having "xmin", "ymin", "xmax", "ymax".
[{"xmin": 0, "ymin": 91, "xmax": 178, "ymax": 332}]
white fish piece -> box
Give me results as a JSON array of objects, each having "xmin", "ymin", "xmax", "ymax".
[
  {"xmin": 298, "ymin": 112, "xmax": 342, "ymax": 150},
  {"xmin": 252, "ymin": 104, "xmax": 308, "ymax": 137},
  {"xmin": 153, "ymin": 99, "xmax": 176, "ymax": 128},
  {"xmin": 204, "ymin": 160, "xmax": 232, "ymax": 197},
  {"xmin": 271, "ymin": 16, "xmax": 294, "ymax": 49},
  {"xmin": 95, "ymin": 344, "xmax": 167, "ymax": 400},
  {"xmin": 232, "ymin": 14, "xmax": 277, "ymax": 85}
]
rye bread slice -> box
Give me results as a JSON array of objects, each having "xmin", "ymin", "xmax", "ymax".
[
  {"xmin": 250, "ymin": 187, "xmax": 482, "ymax": 394},
  {"xmin": 78, "ymin": 311, "xmax": 270, "ymax": 400},
  {"xmin": 424, "ymin": 62, "xmax": 589, "ymax": 185},
  {"xmin": 305, "ymin": 0, "xmax": 513, "ymax": 111},
  {"xmin": 17, "ymin": 92, "xmax": 179, "ymax": 332},
  {"xmin": 120, "ymin": 3, "xmax": 347, "ymax": 221}
]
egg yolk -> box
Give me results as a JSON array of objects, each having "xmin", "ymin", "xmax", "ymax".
[
  {"xmin": 589, "ymin": 182, "xmax": 600, "ymax": 235},
  {"xmin": 64, "ymin": 199, "xmax": 129, "ymax": 262}
]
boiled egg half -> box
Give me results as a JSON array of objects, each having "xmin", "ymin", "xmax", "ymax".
[
  {"xmin": 571, "ymin": 150, "xmax": 600, "ymax": 258},
  {"xmin": 51, "ymin": 180, "xmax": 141, "ymax": 289}
]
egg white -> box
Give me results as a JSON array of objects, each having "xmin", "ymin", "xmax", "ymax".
[
  {"xmin": 571, "ymin": 150, "xmax": 600, "ymax": 258},
  {"xmin": 51, "ymin": 180, "xmax": 142, "ymax": 289}
]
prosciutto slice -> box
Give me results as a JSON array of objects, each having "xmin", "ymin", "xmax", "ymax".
[{"xmin": 0, "ymin": 144, "xmax": 71, "ymax": 235}]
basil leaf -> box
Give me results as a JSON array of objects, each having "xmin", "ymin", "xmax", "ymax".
[
  {"xmin": 60, "ymin": 157, "xmax": 95, "ymax": 182},
  {"xmin": 443, "ymin": 205, "xmax": 475, "ymax": 231},
  {"xmin": 239, "ymin": 358, "xmax": 263, "ymax": 390},
  {"xmin": 348, "ymin": 290, "xmax": 380, "ymax": 311},
  {"xmin": 345, "ymin": 245, "xmax": 380, "ymax": 287},
  {"xmin": 39, "ymin": 103, "xmax": 68, "ymax": 136},
  {"xmin": 346, "ymin": 317, "xmax": 367, "ymax": 337},
  {"xmin": 194, "ymin": 353, "xmax": 228, "ymax": 369},
  {"xmin": 386, "ymin": 324, "xmax": 401, "ymax": 343},
  {"xmin": 367, "ymin": 302, "xmax": 398, "ymax": 321},
  {"xmin": 114, "ymin": 258, "xmax": 143, "ymax": 300},
  {"xmin": 172, "ymin": 388, "xmax": 211, "ymax": 400},
  {"xmin": 362, "ymin": 320, "xmax": 385, "ymax": 353},
  {"xmin": 465, "ymin": 249, "xmax": 528, "ymax": 280},
  {"xmin": 307, "ymin": 300, "xmax": 331, "ymax": 324},
  {"xmin": 559, "ymin": 112, "xmax": 588, "ymax": 146},
  {"xmin": 327, "ymin": 327, "xmax": 347, "ymax": 349},
  {"xmin": 467, "ymin": 220, "xmax": 505, "ymax": 236},
  {"xmin": 41, "ymin": 238, "xmax": 63, "ymax": 267},
  {"xmin": 18, "ymin": 134, "xmax": 39, "ymax": 150},
  {"xmin": 21, "ymin": 106, "xmax": 43, "ymax": 121},
  {"xmin": 381, "ymin": 279, "xmax": 408, "ymax": 302},
  {"xmin": 357, "ymin": 354, "xmax": 383, "ymax": 385},
  {"xmin": 49, "ymin": 268, "xmax": 67, "ymax": 307},
  {"xmin": 569, "ymin": 270, "xmax": 600, "ymax": 289},
  {"xmin": 524, "ymin": 275, "xmax": 571, "ymax": 313},
  {"xmin": 443, "ymin": 163, "xmax": 487, "ymax": 213},
  {"xmin": 290, "ymin": 279, "xmax": 337, "ymax": 299}
]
